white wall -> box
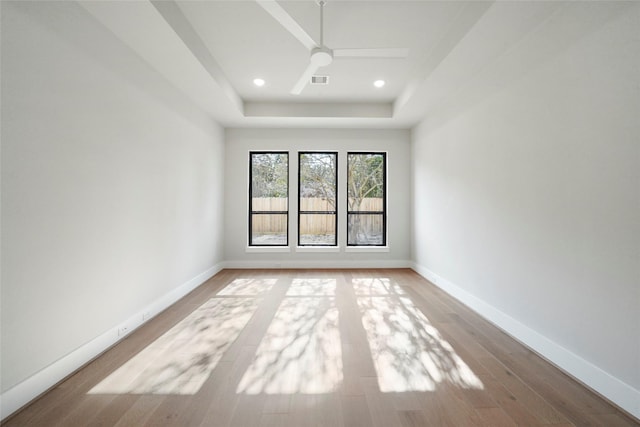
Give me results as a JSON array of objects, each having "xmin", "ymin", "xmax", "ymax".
[
  {"xmin": 2, "ymin": 0, "xmax": 638, "ymax": 421},
  {"xmin": 411, "ymin": 3, "xmax": 639, "ymax": 417},
  {"xmin": 224, "ymin": 128, "xmax": 411, "ymax": 268},
  {"xmin": 1, "ymin": 1, "xmax": 225, "ymax": 417}
]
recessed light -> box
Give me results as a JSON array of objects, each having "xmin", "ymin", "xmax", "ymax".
[
  {"xmin": 253, "ymin": 78, "xmax": 265, "ymax": 87},
  {"xmin": 373, "ymin": 80, "xmax": 385, "ymax": 88}
]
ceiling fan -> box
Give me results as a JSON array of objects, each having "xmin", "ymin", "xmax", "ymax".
[{"xmin": 257, "ymin": 0, "xmax": 409, "ymax": 95}]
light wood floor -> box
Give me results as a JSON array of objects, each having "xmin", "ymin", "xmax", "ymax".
[{"xmin": 5, "ymin": 269, "xmax": 638, "ymax": 427}]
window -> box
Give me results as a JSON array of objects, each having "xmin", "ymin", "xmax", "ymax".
[
  {"xmin": 298, "ymin": 152, "xmax": 337, "ymax": 246},
  {"xmin": 347, "ymin": 152, "xmax": 386, "ymax": 246},
  {"xmin": 249, "ymin": 152, "xmax": 288, "ymax": 246}
]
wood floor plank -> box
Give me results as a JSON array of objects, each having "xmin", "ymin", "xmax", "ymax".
[
  {"xmin": 450, "ymin": 376, "xmax": 499, "ymax": 409},
  {"xmin": 171, "ymin": 361, "xmax": 235, "ymax": 426},
  {"xmin": 476, "ymin": 354, "xmax": 570, "ymax": 424},
  {"xmin": 113, "ymin": 395, "xmax": 164, "ymax": 427},
  {"xmin": 143, "ymin": 396, "xmax": 190, "ymax": 426},
  {"xmin": 259, "ymin": 413, "xmax": 291, "ymax": 427},
  {"xmin": 52, "ymin": 394, "xmax": 116, "ymax": 427},
  {"xmin": 397, "ymin": 409, "xmax": 430, "ymax": 427},
  {"xmin": 475, "ymin": 406, "xmax": 518, "ymax": 427},
  {"xmin": 229, "ymin": 394, "xmax": 267, "ymax": 427},
  {"xmin": 262, "ymin": 394, "xmax": 291, "ymax": 414},
  {"xmin": 421, "ymin": 391, "xmax": 451, "ymax": 427},
  {"xmin": 361, "ymin": 377, "xmax": 403, "ymax": 427},
  {"xmin": 3, "ymin": 269, "xmax": 638, "ymax": 427},
  {"xmin": 340, "ymin": 395, "xmax": 373, "ymax": 427},
  {"xmin": 314, "ymin": 393, "xmax": 345, "ymax": 427},
  {"xmin": 198, "ymin": 345, "xmax": 257, "ymax": 427},
  {"xmin": 287, "ymin": 394, "xmax": 319, "ymax": 427},
  {"xmin": 480, "ymin": 377, "xmax": 545, "ymax": 425},
  {"xmin": 433, "ymin": 383, "xmax": 485, "ymax": 426},
  {"xmin": 88, "ymin": 395, "xmax": 142, "ymax": 427}
]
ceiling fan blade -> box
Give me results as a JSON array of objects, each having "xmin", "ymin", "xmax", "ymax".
[
  {"xmin": 333, "ymin": 48, "xmax": 409, "ymax": 58},
  {"xmin": 291, "ymin": 62, "xmax": 321, "ymax": 95},
  {"xmin": 256, "ymin": 0, "xmax": 317, "ymax": 51}
]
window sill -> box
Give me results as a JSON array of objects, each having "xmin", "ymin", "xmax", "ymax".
[
  {"xmin": 345, "ymin": 246, "xmax": 390, "ymax": 253},
  {"xmin": 296, "ymin": 246, "xmax": 341, "ymax": 253},
  {"xmin": 245, "ymin": 246, "xmax": 291, "ymax": 253}
]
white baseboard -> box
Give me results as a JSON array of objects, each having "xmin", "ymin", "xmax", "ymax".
[
  {"xmin": 0, "ymin": 263, "xmax": 224, "ymax": 422},
  {"xmin": 411, "ymin": 262, "xmax": 640, "ymax": 420},
  {"xmin": 223, "ymin": 259, "xmax": 412, "ymax": 269}
]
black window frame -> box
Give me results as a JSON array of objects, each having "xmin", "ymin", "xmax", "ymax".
[
  {"xmin": 298, "ymin": 151, "xmax": 338, "ymax": 247},
  {"xmin": 347, "ymin": 152, "xmax": 387, "ymax": 247},
  {"xmin": 248, "ymin": 151, "xmax": 289, "ymax": 247}
]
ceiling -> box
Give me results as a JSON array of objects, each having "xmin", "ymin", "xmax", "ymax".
[
  {"xmin": 176, "ymin": 1, "xmax": 467, "ymax": 103},
  {"xmin": 77, "ymin": 1, "xmax": 622, "ymax": 129}
]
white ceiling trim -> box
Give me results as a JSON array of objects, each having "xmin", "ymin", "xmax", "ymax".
[
  {"xmin": 393, "ymin": 1, "xmax": 493, "ymax": 115},
  {"xmin": 244, "ymin": 102, "xmax": 392, "ymax": 118},
  {"xmin": 150, "ymin": 0, "xmax": 243, "ymax": 115},
  {"xmin": 78, "ymin": 0, "xmax": 242, "ymax": 124}
]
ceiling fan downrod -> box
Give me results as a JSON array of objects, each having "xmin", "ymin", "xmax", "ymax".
[
  {"xmin": 318, "ymin": 0, "xmax": 326, "ymax": 47},
  {"xmin": 310, "ymin": 0, "xmax": 332, "ymax": 66}
]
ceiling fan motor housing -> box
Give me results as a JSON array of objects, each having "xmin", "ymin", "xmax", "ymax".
[{"xmin": 310, "ymin": 46, "xmax": 333, "ymax": 66}]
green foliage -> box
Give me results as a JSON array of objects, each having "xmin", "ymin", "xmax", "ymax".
[
  {"xmin": 300, "ymin": 153, "xmax": 336, "ymax": 206},
  {"xmin": 251, "ymin": 153, "xmax": 288, "ymax": 198},
  {"xmin": 348, "ymin": 154, "xmax": 384, "ymax": 209}
]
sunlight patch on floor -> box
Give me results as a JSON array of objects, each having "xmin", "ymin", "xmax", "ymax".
[
  {"xmin": 237, "ymin": 297, "xmax": 343, "ymax": 394},
  {"xmin": 88, "ymin": 297, "xmax": 258, "ymax": 395},
  {"xmin": 217, "ymin": 277, "xmax": 277, "ymax": 296},
  {"xmin": 286, "ymin": 278, "xmax": 337, "ymax": 296},
  {"xmin": 351, "ymin": 277, "xmax": 405, "ymax": 296},
  {"xmin": 357, "ymin": 295, "xmax": 483, "ymax": 392}
]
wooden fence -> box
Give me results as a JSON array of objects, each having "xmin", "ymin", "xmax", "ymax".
[{"xmin": 252, "ymin": 198, "xmax": 383, "ymax": 235}]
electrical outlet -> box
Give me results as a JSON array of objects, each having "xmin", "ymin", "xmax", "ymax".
[{"xmin": 118, "ymin": 326, "xmax": 129, "ymax": 337}]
